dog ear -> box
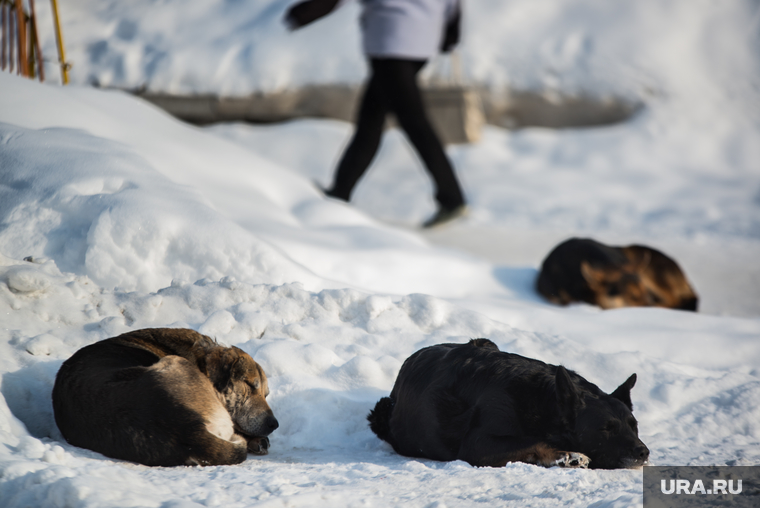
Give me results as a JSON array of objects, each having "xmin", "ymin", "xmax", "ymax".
[
  {"xmin": 580, "ymin": 262, "xmax": 606, "ymax": 289},
  {"xmin": 611, "ymin": 373, "xmax": 637, "ymax": 410},
  {"xmin": 555, "ymin": 366, "xmax": 580, "ymax": 421},
  {"xmin": 623, "ymin": 247, "xmax": 652, "ymax": 273},
  {"xmin": 196, "ymin": 355, "xmax": 208, "ymax": 376},
  {"xmin": 230, "ymin": 347, "xmax": 249, "ymax": 381},
  {"xmin": 207, "ymin": 350, "xmax": 242, "ymax": 392}
]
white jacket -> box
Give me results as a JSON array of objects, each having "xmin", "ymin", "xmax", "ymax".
[{"xmin": 360, "ymin": 0, "xmax": 460, "ymax": 59}]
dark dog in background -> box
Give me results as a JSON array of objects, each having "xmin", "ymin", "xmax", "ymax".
[
  {"xmin": 53, "ymin": 328, "xmax": 278, "ymax": 466},
  {"xmin": 536, "ymin": 237, "xmax": 698, "ymax": 310},
  {"xmin": 368, "ymin": 339, "xmax": 649, "ymax": 469}
]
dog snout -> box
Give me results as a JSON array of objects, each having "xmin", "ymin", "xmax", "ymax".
[
  {"xmin": 636, "ymin": 444, "xmax": 650, "ymax": 463},
  {"xmin": 264, "ymin": 415, "xmax": 279, "ymax": 434}
]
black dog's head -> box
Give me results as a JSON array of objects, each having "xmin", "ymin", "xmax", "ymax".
[{"xmin": 556, "ymin": 368, "xmax": 649, "ymax": 469}]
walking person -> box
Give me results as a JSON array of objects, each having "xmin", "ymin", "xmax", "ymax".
[{"xmin": 285, "ymin": 0, "xmax": 468, "ymax": 228}]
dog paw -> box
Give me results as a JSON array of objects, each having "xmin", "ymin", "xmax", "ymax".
[
  {"xmin": 554, "ymin": 452, "xmax": 590, "ymax": 468},
  {"xmin": 247, "ymin": 436, "xmax": 270, "ymax": 455}
]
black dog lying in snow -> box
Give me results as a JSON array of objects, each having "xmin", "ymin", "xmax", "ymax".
[{"xmin": 368, "ymin": 339, "xmax": 649, "ymax": 469}]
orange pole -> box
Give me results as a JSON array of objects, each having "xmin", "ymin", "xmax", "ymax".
[
  {"xmin": 14, "ymin": 0, "xmax": 26, "ymax": 77},
  {"xmin": 29, "ymin": 0, "xmax": 43, "ymax": 80},
  {"xmin": 50, "ymin": 0, "xmax": 67, "ymax": 84}
]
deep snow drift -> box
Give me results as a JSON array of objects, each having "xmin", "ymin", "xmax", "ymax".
[{"xmin": 2, "ymin": 0, "xmax": 760, "ymax": 507}]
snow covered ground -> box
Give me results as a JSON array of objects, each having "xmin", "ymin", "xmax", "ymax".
[{"xmin": 2, "ymin": 1, "xmax": 760, "ymax": 507}]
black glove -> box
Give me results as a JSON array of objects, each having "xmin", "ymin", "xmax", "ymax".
[
  {"xmin": 440, "ymin": 8, "xmax": 461, "ymax": 53},
  {"xmin": 285, "ymin": 0, "xmax": 341, "ymax": 30}
]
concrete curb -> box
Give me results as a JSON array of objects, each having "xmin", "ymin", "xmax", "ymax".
[{"xmin": 133, "ymin": 84, "xmax": 641, "ymax": 142}]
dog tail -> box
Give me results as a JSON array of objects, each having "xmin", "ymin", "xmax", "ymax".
[{"xmin": 367, "ymin": 396, "xmax": 396, "ymax": 445}]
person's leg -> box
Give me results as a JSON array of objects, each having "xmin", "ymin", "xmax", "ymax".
[
  {"xmin": 373, "ymin": 58, "xmax": 466, "ymax": 211},
  {"xmin": 326, "ymin": 66, "xmax": 389, "ymax": 201}
]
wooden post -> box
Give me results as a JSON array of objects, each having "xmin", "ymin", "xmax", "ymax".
[
  {"xmin": 50, "ymin": 0, "xmax": 67, "ymax": 84},
  {"xmin": 29, "ymin": 0, "xmax": 43, "ymax": 80},
  {"xmin": 1, "ymin": 2, "xmax": 7, "ymax": 72},
  {"xmin": 14, "ymin": 0, "xmax": 26, "ymax": 77},
  {"xmin": 8, "ymin": 1, "xmax": 14, "ymax": 73}
]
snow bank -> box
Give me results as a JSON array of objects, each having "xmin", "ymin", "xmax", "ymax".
[
  {"xmin": 1, "ymin": 253, "xmax": 758, "ymax": 507},
  {"xmin": 1, "ymin": 72, "xmax": 504, "ymax": 300},
  {"xmin": 0, "ymin": 122, "xmax": 315, "ymax": 292}
]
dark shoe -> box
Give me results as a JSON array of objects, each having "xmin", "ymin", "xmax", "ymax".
[
  {"xmin": 422, "ymin": 204, "xmax": 468, "ymax": 228},
  {"xmin": 324, "ymin": 188, "xmax": 347, "ymax": 201},
  {"xmin": 314, "ymin": 181, "xmax": 348, "ymax": 202}
]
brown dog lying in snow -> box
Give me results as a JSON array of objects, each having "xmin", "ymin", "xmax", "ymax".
[
  {"xmin": 53, "ymin": 328, "xmax": 278, "ymax": 466},
  {"xmin": 536, "ymin": 237, "xmax": 698, "ymax": 310}
]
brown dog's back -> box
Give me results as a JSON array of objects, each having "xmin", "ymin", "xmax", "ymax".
[
  {"xmin": 621, "ymin": 245, "xmax": 698, "ymax": 310},
  {"xmin": 536, "ymin": 237, "xmax": 698, "ymax": 310}
]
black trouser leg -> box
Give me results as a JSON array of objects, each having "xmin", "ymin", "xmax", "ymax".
[
  {"xmin": 373, "ymin": 58, "xmax": 465, "ymax": 209},
  {"xmin": 329, "ymin": 58, "xmax": 465, "ymax": 209},
  {"xmin": 327, "ymin": 68, "xmax": 389, "ymax": 201}
]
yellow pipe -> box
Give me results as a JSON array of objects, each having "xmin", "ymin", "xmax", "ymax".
[{"xmin": 50, "ymin": 0, "xmax": 68, "ymax": 84}]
